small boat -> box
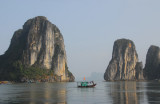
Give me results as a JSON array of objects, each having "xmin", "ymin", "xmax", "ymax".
[
  {"xmin": 77, "ymin": 81, "xmax": 96, "ymax": 88},
  {"xmin": 0, "ymin": 81, "xmax": 9, "ymax": 84}
]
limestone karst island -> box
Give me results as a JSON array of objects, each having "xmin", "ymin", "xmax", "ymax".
[
  {"xmin": 104, "ymin": 39, "xmax": 144, "ymax": 81},
  {"xmin": 104, "ymin": 38, "xmax": 160, "ymax": 81},
  {"xmin": 0, "ymin": 16, "xmax": 74, "ymax": 82}
]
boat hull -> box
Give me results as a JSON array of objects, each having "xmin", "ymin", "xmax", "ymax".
[{"xmin": 78, "ymin": 84, "xmax": 96, "ymax": 88}]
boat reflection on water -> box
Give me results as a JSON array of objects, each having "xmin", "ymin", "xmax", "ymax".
[{"xmin": 108, "ymin": 81, "xmax": 145, "ymax": 104}]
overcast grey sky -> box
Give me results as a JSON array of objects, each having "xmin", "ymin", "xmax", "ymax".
[{"xmin": 0, "ymin": 0, "xmax": 160, "ymax": 78}]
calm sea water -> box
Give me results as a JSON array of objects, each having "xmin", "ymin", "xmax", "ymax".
[{"xmin": 0, "ymin": 81, "xmax": 160, "ymax": 104}]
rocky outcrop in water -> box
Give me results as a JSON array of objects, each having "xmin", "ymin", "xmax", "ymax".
[
  {"xmin": 143, "ymin": 45, "xmax": 160, "ymax": 80},
  {"xmin": 104, "ymin": 39, "xmax": 144, "ymax": 81},
  {"xmin": 0, "ymin": 16, "xmax": 74, "ymax": 82}
]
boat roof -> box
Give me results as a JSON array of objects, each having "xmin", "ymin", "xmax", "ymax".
[{"xmin": 77, "ymin": 81, "xmax": 94, "ymax": 83}]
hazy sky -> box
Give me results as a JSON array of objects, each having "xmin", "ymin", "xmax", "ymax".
[{"xmin": 0, "ymin": 0, "xmax": 160, "ymax": 79}]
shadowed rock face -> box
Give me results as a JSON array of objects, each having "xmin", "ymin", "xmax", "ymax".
[
  {"xmin": 144, "ymin": 45, "xmax": 160, "ymax": 80},
  {"xmin": 135, "ymin": 62, "xmax": 144, "ymax": 80},
  {"xmin": 0, "ymin": 16, "xmax": 74, "ymax": 82},
  {"xmin": 104, "ymin": 39, "xmax": 144, "ymax": 81}
]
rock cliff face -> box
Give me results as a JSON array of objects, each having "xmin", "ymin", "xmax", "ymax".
[
  {"xmin": 135, "ymin": 62, "xmax": 144, "ymax": 80},
  {"xmin": 143, "ymin": 45, "xmax": 160, "ymax": 80},
  {"xmin": 0, "ymin": 16, "xmax": 74, "ymax": 82},
  {"xmin": 104, "ymin": 39, "xmax": 144, "ymax": 81}
]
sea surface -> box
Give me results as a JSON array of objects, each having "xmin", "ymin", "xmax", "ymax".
[{"xmin": 0, "ymin": 81, "xmax": 160, "ymax": 104}]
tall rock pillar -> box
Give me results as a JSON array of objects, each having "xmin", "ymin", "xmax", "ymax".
[{"xmin": 104, "ymin": 39, "xmax": 144, "ymax": 81}]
